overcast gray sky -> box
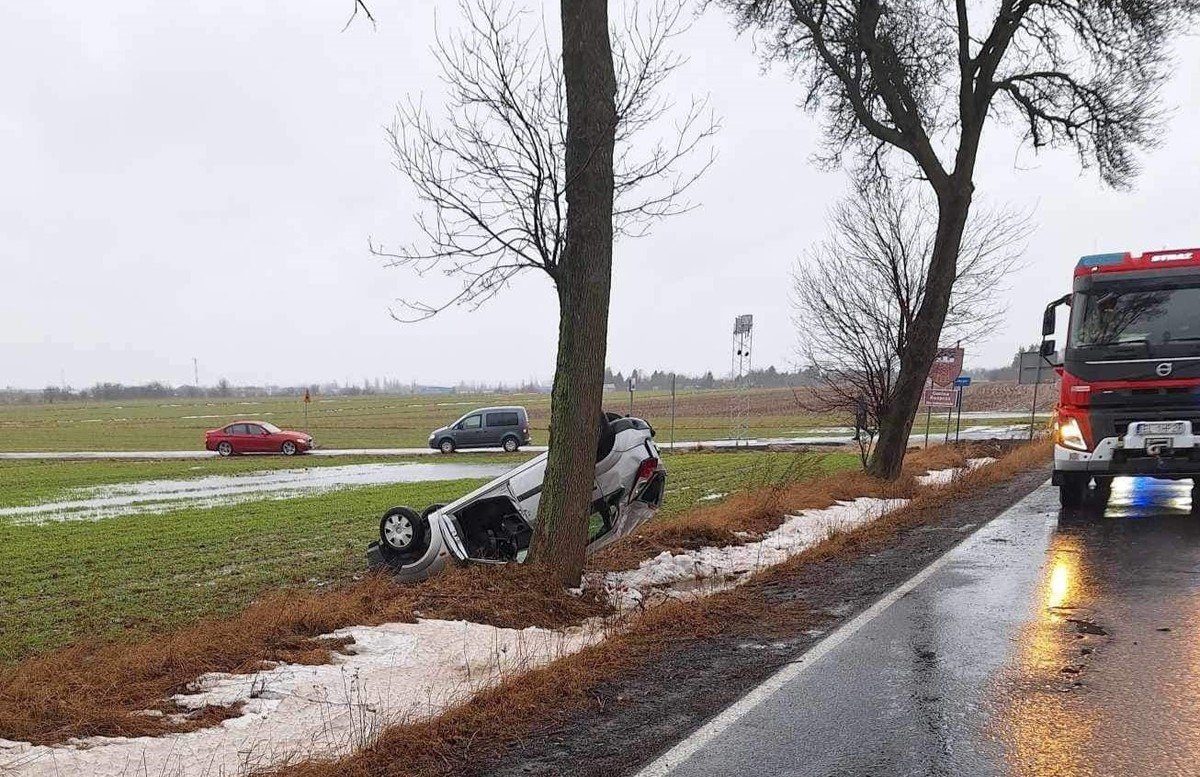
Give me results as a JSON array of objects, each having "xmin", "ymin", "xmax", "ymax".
[{"xmin": 3, "ymin": 1, "xmax": 1199, "ymax": 389}]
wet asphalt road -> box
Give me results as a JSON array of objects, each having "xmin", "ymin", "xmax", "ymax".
[{"xmin": 641, "ymin": 477, "xmax": 1200, "ymax": 777}]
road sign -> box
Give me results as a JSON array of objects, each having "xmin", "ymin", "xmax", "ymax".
[
  {"xmin": 929, "ymin": 346, "xmax": 965, "ymax": 387},
  {"xmin": 953, "ymin": 376, "xmax": 972, "ymax": 388},
  {"xmin": 923, "ymin": 387, "xmax": 957, "ymax": 408},
  {"xmin": 1018, "ymin": 351, "xmax": 1058, "ymax": 385},
  {"xmin": 303, "ymin": 389, "xmax": 311, "ymax": 404}
]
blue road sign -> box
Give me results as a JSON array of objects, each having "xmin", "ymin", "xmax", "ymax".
[{"xmin": 954, "ymin": 376, "xmax": 972, "ymax": 388}]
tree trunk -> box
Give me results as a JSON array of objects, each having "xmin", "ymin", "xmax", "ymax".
[
  {"xmin": 867, "ymin": 187, "xmax": 973, "ymax": 479},
  {"xmin": 528, "ymin": 0, "xmax": 617, "ymax": 586}
]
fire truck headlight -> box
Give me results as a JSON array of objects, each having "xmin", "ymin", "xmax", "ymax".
[{"xmin": 1057, "ymin": 417, "xmax": 1089, "ymax": 452}]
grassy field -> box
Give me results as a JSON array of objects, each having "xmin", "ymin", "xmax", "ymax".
[
  {"xmin": 0, "ymin": 450, "xmax": 857, "ymax": 661},
  {"xmin": 0, "ymin": 386, "xmax": 1046, "ymax": 452}
]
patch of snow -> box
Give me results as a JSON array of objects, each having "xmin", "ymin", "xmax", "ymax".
[
  {"xmin": 599, "ymin": 497, "xmax": 908, "ymax": 608},
  {"xmin": 915, "ymin": 457, "xmax": 997, "ymax": 487},
  {"xmin": 0, "ymin": 620, "xmax": 600, "ymax": 777},
  {"xmin": 699, "ymin": 492, "xmax": 727, "ymax": 502},
  {"xmin": 1, "ymin": 463, "xmax": 514, "ymax": 525}
]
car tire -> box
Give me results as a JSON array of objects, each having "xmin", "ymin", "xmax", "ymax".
[
  {"xmin": 502, "ymin": 436, "xmax": 520, "ymax": 453},
  {"xmin": 380, "ymin": 506, "xmax": 425, "ymax": 553},
  {"xmin": 439, "ymin": 438, "xmax": 456, "ymax": 454},
  {"xmin": 281, "ymin": 440, "xmax": 297, "ymax": 456},
  {"xmin": 421, "ymin": 503, "xmax": 446, "ymax": 520},
  {"xmin": 217, "ymin": 441, "xmax": 233, "ymax": 457}
]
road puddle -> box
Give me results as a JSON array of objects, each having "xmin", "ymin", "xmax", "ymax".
[{"xmin": 1, "ymin": 463, "xmax": 513, "ymax": 524}]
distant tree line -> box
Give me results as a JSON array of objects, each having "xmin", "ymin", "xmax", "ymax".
[{"xmin": 604, "ymin": 365, "xmax": 821, "ymax": 391}]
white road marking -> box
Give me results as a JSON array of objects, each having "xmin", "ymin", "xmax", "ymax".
[{"xmin": 633, "ymin": 481, "xmax": 1055, "ymax": 777}]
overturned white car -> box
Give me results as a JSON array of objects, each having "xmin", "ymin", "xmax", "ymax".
[{"xmin": 367, "ymin": 414, "xmax": 667, "ymax": 581}]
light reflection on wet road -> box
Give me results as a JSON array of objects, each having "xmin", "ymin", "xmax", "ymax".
[{"xmin": 651, "ymin": 477, "xmax": 1200, "ymax": 777}]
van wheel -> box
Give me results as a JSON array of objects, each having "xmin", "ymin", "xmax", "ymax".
[
  {"xmin": 380, "ymin": 506, "xmax": 425, "ymax": 553},
  {"xmin": 502, "ymin": 436, "xmax": 520, "ymax": 453},
  {"xmin": 439, "ymin": 438, "xmax": 455, "ymax": 454},
  {"xmin": 1059, "ymin": 473, "xmax": 1089, "ymax": 510}
]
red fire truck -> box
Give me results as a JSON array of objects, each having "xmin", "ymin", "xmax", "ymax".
[{"xmin": 1043, "ymin": 248, "xmax": 1200, "ymax": 508}]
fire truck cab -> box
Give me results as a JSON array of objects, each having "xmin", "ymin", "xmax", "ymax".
[{"xmin": 1044, "ymin": 248, "xmax": 1200, "ymax": 509}]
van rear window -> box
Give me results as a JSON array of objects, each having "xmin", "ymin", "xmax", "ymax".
[{"xmin": 486, "ymin": 411, "xmax": 520, "ymax": 428}]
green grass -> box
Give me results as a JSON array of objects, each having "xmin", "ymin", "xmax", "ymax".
[
  {"xmin": 0, "ymin": 450, "xmax": 854, "ymax": 661},
  {"xmin": 0, "ymin": 390, "xmax": 1036, "ymax": 452},
  {"xmin": 657, "ymin": 450, "xmax": 860, "ymax": 517},
  {"xmin": 0, "ymin": 479, "xmax": 487, "ymax": 661}
]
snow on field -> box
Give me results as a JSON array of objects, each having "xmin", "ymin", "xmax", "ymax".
[
  {"xmin": 0, "ymin": 620, "xmax": 600, "ymax": 777},
  {"xmin": 0, "ymin": 462, "xmax": 513, "ymax": 525},
  {"xmin": 915, "ymin": 457, "xmax": 998, "ymax": 487}
]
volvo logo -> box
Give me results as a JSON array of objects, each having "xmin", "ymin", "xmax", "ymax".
[{"xmin": 1157, "ymin": 362, "xmax": 1174, "ymax": 377}]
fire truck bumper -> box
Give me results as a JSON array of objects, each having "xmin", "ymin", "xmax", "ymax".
[{"xmin": 1055, "ymin": 436, "xmax": 1200, "ymax": 480}]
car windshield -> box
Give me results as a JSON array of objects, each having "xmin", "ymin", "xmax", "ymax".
[
  {"xmin": 260, "ymin": 422, "xmax": 282, "ymax": 433},
  {"xmin": 1070, "ymin": 284, "xmax": 1200, "ymax": 349}
]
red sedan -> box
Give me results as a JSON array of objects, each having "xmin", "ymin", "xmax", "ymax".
[{"xmin": 204, "ymin": 421, "xmax": 315, "ymax": 456}]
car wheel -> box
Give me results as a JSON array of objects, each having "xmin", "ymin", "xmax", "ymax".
[
  {"xmin": 421, "ymin": 503, "xmax": 446, "ymax": 520},
  {"xmin": 281, "ymin": 440, "xmax": 297, "ymax": 456},
  {"xmin": 217, "ymin": 441, "xmax": 233, "ymax": 457},
  {"xmin": 380, "ymin": 506, "xmax": 425, "ymax": 553},
  {"xmin": 502, "ymin": 436, "xmax": 520, "ymax": 453},
  {"xmin": 439, "ymin": 438, "xmax": 456, "ymax": 454}
]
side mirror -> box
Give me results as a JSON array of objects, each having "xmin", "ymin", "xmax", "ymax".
[
  {"xmin": 1041, "ymin": 339, "xmax": 1056, "ymax": 358},
  {"xmin": 1042, "ymin": 306, "xmax": 1057, "ymax": 337}
]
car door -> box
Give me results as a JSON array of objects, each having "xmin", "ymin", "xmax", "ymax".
[
  {"xmin": 456, "ymin": 414, "xmax": 485, "ymax": 448},
  {"xmin": 483, "ymin": 412, "xmax": 507, "ymax": 447},
  {"xmin": 222, "ymin": 424, "xmax": 247, "ymax": 453},
  {"xmin": 243, "ymin": 423, "xmax": 271, "ymax": 453}
]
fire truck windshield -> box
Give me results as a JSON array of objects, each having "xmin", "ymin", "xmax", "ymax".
[{"xmin": 1070, "ymin": 283, "xmax": 1200, "ymax": 353}]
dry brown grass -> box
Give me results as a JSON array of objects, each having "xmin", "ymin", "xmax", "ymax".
[
  {"xmin": 0, "ymin": 565, "xmax": 610, "ymax": 745},
  {"xmin": 590, "ymin": 441, "xmax": 1010, "ymax": 572},
  {"xmin": 255, "ymin": 439, "xmax": 1051, "ymax": 777}
]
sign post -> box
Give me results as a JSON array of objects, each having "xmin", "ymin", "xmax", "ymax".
[
  {"xmin": 670, "ymin": 373, "xmax": 676, "ymax": 449},
  {"xmin": 627, "ymin": 375, "xmax": 636, "ymax": 416},
  {"xmin": 953, "ymin": 376, "xmax": 971, "ymax": 442},
  {"xmin": 303, "ymin": 388, "xmax": 311, "ymax": 430},
  {"xmin": 923, "ymin": 345, "xmax": 965, "ymax": 446}
]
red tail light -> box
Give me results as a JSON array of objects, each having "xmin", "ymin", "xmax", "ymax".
[{"xmin": 637, "ymin": 457, "xmax": 659, "ymax": 481}]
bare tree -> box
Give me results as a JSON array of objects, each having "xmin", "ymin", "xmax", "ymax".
[
  {"xmin": 716, "ymin": 0, "xmax": 1198, "ymax": 478},
  {"xmin": 377, "ymin": 0, "xmax": 715, "ymax": 585},
  {"xmin": 794, "ymin": 180, "xmax": 1026, "ymax": 466},
  {"xmin": 374, "ymin": 0, "xmax": 716, "ymax": 321}
]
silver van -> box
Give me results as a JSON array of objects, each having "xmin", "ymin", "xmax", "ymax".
[{"xmin": 428, "ymin": 406, "xmax": 531, "ymax": 453}]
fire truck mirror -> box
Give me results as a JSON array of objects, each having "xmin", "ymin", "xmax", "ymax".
[
  {"xmin": 1042, "ymin": 305, "xmax": 1057, "ymax": 337},
  {"xmin": 1040, "ymin": 339, "xmax": 1057, "ymax": 358}
]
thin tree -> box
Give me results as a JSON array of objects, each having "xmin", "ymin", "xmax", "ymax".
[
  {"xmin": 375, "ymin": 0, "xmax": 716, "ymax": 584},
  {"xmin": 794, "ymin": 180, "xmax": 1025, "ymax": 467},
  {"xmin": 716, "ymin": 0, "xmax": 1198, "ymax": 478}
]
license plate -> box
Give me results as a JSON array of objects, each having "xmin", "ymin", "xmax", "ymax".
[{"xmin": 1131, "ymin": 421, "xmax": 1188, "ymax": 436}]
